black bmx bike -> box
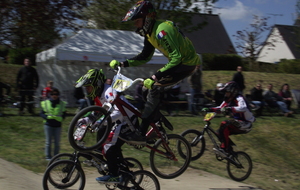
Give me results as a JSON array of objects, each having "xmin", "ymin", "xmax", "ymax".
[
  {"xmin": 43, "ymin": 150, "xmax": 160, "ymax": 190},
  {"xmin": 180, "ymin": 112, "xmax": 253, "ymax": 181}
]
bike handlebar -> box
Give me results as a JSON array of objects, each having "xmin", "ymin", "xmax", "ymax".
[{"xmin": 110, "ymin": 66, "xmax": 144, "ymax": 92}]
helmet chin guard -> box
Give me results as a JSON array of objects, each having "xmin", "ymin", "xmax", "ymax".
[
  {"xmin": 122, "ymin": 1, "xmax": 156, "ymax": 36},
  {"xmin": 75, "ymin": 69, "xmax": 106, "ymax": 99}
]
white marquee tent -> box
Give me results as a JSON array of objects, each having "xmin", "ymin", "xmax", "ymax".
[
  {"xmin": 36, "ymin": 28, "xmax": 168, "ymax": 64},
  {"xmin": 35, "ymin": 29, "xmax": 182, "ymax": 107}
]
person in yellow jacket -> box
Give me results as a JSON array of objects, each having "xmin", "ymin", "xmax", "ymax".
[{"xmin": 40, "ymin": 89, "xmax": 67, "ymax": 161}]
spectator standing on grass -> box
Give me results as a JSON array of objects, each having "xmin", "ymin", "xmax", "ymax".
[
  {"xmin": 165, "ymin": 83, "xmax": 181, "ymax": 116},
  {"xmin": 232, "ymin": 66, "xmax": 245, "ymax": 94},
  {"xmin": 188, "ymin": 65, "xmax": 202, "ymax": 115},
  {"xmin": 0, "ymin": 81, "xmax": 11, "ymax": 101},
  {"xmin": 42, "ymin": 80, "xmax": 57, "ymax": 100},
  {"xmin": 16, "ymin": 57, "xmax": 39, "ymax": 115},
  {"xmin": 0, "ymin": 81, "xmax": 11, "ymax": 116},
  {"xmin": 278, "ymin": 83, "xmax": 293, "ymax": 110},
  {"xmin": 250, "ymin": 83, "xmax": 265, "ymax": 116},
  {"xmin": 40, "ymin": 89, "xmax": 67, "ymax": 161},
  {"xmin": 264, "ymin": 84, "xmax": 293, "ymax": 117}
]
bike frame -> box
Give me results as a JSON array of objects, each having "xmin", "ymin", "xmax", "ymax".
[
  {"xmin": 106, "ymin": 92, "xmax": 175, "ymax": 160},
  {"xmin": 99, "ymin": 66, "xmax": 176, "ymax": 160},
  {"xmin": 192, "ymin": 120, "xmax": 220, "ymax": 149},
  {"xmin": 67, "ymin": 150, "xmax": 127, "ymax": 175},
  {"xmin": 55, "ymin": 150, "xmax": 146, "ymax": 190},
  {"xmin": 192, "ymin": 113, "xmax": 241, "ymax": 165}
]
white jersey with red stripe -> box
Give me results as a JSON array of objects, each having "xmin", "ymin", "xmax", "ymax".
[
  {"xmin": 94, "ymin": 83, "xmax": 136, "ymax": 125},
  {"xmin": 212, "ymin": 95, "xmax": 255, "ymax": 123}
]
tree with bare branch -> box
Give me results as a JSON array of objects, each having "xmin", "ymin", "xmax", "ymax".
[{"xmin": 233, "ymin": 15, "xmax": 271, "ymax": 69}]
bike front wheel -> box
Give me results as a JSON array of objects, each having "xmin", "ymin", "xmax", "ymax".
[
  {"xmin": 227, "ymin": 151, "xmax": 252, "ymax": 181},
  {"xmin": 43, "ymin": 160, "xmax": 85, "ymax": 190},
  {"xmin": 124, "ymin": 170, "xmax": 160, "ymax": 190},
  {"xmin": 150, "ymin": 134, "xmax": 191, "ymax": 179},
  {"xmin": 68, "ymin": 106, "xmax": 112, "ymax": 152},
  {"xmin": 47, "ymin": 153, "xmax": 75, "ymax": 167},
  {"xmin": 180, "ymin": 129, "xmax": 206, "ymax": 161},
  {"xmin": 124, "ymin": 157, "xmax": 143, "ymax": 171}
]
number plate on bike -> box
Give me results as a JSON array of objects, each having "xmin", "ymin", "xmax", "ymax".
[
  {"xmin": 74, "ymin": 125, "xmax": 87, "ymax": 141},
  {"xmin": 112, "ymin": 74, "xmax": 133, "ymax": 92},
  {"xmin": 204, "ymin": 112, "xmax": 216, "ymax": 121}
]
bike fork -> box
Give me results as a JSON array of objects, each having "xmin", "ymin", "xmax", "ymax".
[
  {"xmin": 62, "ymin": 163, "xmax": 77, "ymax": 183},
  {"xmin": 191, "ymin": 135, "xmax": 203, "ymax": 147},
  {"xmin": 227, "ymin": 155, "xmax": 244, "ymax": 168}
]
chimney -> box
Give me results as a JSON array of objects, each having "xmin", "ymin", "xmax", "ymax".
[{"xmin": 207, "ymin": 8, "xmax": 212, "ymax": 14}]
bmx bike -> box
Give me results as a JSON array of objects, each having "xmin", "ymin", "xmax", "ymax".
[
  {"xmin": 67, "ymin": 67, "xmax": 191, "ymax": 179},
  {"xmin": 180, "ymin": 112, "xmax": 253, "ymax": 181},
  {"xmin": 43, "ymin": 150, "xmax": 160, "ymax": 190}
]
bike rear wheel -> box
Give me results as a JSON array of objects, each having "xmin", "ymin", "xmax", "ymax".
[
  {"xmin": 124, "ymin": 170, "xmax": 160, "ymax": 190},
  {"xmin": 180, "ymin": 129, "xmax": 206, "ymax": 161},
  {"xmin": 150, "ymin": 134, "xmax": 191, "ymax": 179},
  {"xmin": 227, "ymin": 151, "xmax": 252, "ymax": 181},
  {"xmin": 43, "ymin": 160, "xmax": 85, "ymax": 190},
  {"xmin": 68, "ymin": 106, "xmax": 112, "ymax": 152}
]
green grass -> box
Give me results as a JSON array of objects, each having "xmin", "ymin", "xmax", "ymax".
[{"xmin": 0, "ymin": 108, "xmax": 300, "ymax": 190}]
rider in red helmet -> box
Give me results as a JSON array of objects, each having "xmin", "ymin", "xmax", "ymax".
[
  {"xmin": 110, "ymin": 1, "xmax": 201, "ymax": 144},
  {"xmin": 203, "ymin": 81, "xmax": 255, "ymax": 154}
]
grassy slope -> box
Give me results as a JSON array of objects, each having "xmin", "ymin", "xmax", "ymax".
[
  {"xmin": 1, "ymin": 63, "xmax": 300, "ymax": 190},
  {"xmin": 1, "ymin": 63, "xmax": 300, "ymax": 98}
]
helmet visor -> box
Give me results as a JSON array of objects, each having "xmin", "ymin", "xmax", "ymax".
[
  {"xmin": 122, "ymin": 7, "xmax": 137, "ymax": 21},
  {"xmin": 122, "ymin": 1, "xmax": 144, "ymax": 22},
  {"xmin": 75, "ymin": 70, "xmax": 97, "ymax": 88}
]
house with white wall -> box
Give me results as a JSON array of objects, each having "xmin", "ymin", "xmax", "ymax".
[{"xmin": 257, "ymin": 24, "xmax": 300, "ymax": 64}]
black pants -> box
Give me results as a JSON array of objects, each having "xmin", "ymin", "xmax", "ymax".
[
  {"xmin": 140, "ymin": 64, "xmax": 196, "ymax": 135},
  {"xmin": 19, "ymin": 89, "xmax": 35, "ymax": 113},
  {"xmin": 105, "ymin": 142, "xmax": 125, "ymax": 176}
]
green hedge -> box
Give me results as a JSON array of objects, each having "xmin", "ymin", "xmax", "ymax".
[
  {"xmin": 277, "ymin": 59, "xmax": 300, "ymax": 74},
  {"xmin": 202, "ymin": 53, "xmax": 243, "ymax": 71},
  {"xmin": 202, "ymin": 53, "xmax": 300, "ymax": 74},
  {"xmin": 8, "ymin": 48, "xmax": 39, "ymax": 65}
]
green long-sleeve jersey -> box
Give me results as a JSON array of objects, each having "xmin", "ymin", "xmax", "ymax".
[{"xmin": 123, "ymin": 20, "xmax": 201, "ymax": 73}]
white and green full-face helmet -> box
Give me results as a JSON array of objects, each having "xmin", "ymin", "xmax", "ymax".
[{"xmin": 75, "ymin": 69, "xmax": 106, "ymax": 99}]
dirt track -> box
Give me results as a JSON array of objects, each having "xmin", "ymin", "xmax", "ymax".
[{"xmin": 0, "ymin": 158, "xmax": 262, "ymax": 190}]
